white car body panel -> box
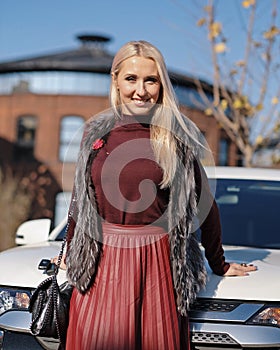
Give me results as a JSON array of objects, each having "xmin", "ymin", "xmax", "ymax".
[
  {"xmin": 200, "ymin": 246, "xmax": 280, "ymax": 301},
  {"xmin": 200, "ymin": 166, "xmax": 280, "ymax": 302},
  {"xmin": 0, "ymin": 242, "xmax": 65, "ymax": 287}
]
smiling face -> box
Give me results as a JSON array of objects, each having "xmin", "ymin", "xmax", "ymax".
[{"xmin": 114, "ymin": 56, "xmax": 161, "ymax": 115}]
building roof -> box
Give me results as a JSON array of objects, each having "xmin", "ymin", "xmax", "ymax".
[
  {"xmin": 0, "ymin": 34, "xmax": 114, "ymax": 74},
  {"xmin": 0, "ymin": 33, "xmax": 213, "ymax": 92}
]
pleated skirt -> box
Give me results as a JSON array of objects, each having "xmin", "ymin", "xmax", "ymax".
[{"xmin": 65, "ymin": 223, "xmax": 190, "ymax": 350}]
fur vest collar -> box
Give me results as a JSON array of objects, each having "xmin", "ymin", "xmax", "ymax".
[{"xmin": 66, "ymin": 111, "xmax": 207, "ymax": 315}]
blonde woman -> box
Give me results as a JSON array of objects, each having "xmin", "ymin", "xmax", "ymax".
[{"xmin": 63, "ymin": 40, "xmax": 256, "ymax": 350}]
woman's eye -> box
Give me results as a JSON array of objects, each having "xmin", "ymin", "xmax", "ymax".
[
  {"xmin": 125, "ymin": 76, "xmax": 136, "ymax": 81},
  {"xmin": 146, "ymin": 77, "xmax": 159, "ymax": 84}
]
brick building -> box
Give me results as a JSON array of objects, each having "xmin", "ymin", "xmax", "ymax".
[{"xmin": 0, "ymin": 34, "xmax": 238, "ymax": 225}]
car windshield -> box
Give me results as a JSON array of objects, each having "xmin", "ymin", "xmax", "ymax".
[
  {"xmin": 55, "ymin": 178, "xmax": 280, "ymax": 249},
  {"xmin": 211, "ymin": 178, "xmax": 280, "ymax": 249},
  {"xmin": 55, "ymin": 224, "xmax": 67, "ymax": 241}
]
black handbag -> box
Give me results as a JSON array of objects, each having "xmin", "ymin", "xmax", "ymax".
[{"xmin": 29, "ymin": 216, "xmax": 73, "ymax": 349}]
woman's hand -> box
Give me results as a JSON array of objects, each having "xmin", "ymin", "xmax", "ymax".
[
  {"xmin": 224, "ymin": 262, "xmax": 257, "ymax": 276},
  {"xmin": 51, "ymin": 254, "xmax": 67, "ymax": 270}
]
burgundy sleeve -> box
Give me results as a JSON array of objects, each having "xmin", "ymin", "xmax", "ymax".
[{"xmin": 194, "ymin": 160, "xmax": 230, "ymax": 275}]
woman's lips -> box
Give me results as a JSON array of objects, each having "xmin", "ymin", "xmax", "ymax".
[{"xmin": 133, "ymin": 99, "xmax": 149, "ymax": 106}]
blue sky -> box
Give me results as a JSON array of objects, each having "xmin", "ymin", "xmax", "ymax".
[
  {"xmin": 0, "ymin": 0, "xmax": 276, "ymax": 90},
  {"xmin": 0, "ymin": 1, "xmax": 262, "ymax": 79},
  {"xmin": 0, "ymin": 0, "xmax": 206, "ymax": 74}
]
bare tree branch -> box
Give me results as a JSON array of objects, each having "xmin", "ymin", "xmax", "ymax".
[{"xmin": 192, "ymin": 0, "xmax": 280, "ymax": 167}]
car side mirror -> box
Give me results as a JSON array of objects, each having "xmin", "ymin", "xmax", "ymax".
[{"xmin": 15, "ymin": 219, "xmax": 51, "ymax": 245}]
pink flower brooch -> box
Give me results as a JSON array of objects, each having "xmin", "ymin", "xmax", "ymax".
[{"xmin": 92, "ymin": 138, "xmax": 104, "ymax": 150}]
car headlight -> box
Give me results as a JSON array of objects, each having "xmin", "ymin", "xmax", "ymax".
[
  {"xmin": 249, "ymin": 306, "xmax": 280, "ymax": 327},
  {"xmin": 0, "ymin": 287, "xmax": 31, "ymax": 315}
]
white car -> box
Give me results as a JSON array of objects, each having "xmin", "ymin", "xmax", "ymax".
[
  {"xmin": 190, "ymin": 166, "xmax": 280, "ymax": 349},
  {"xmin": 0, "ymin": 218, "xmax": 67, "ymax": 350},
  {"xmin": 0, "ymin": 166, "xmax": 279, "ymax": 349}
]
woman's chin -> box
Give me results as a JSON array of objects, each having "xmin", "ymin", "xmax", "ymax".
[{"xmin": 122, "ymin": 102, "xmax": 155, "ymax": 116}]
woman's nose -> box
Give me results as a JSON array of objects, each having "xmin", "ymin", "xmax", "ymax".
[{"xmin": 135, "ymin": 81, "xmax": 146, "ymax": 96}]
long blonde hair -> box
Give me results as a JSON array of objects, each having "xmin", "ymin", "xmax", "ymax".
[{"xmin": 110, "ymin": 40, "xmax": 200, "ymax": 187}]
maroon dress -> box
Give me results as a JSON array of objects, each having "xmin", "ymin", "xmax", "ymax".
[{"xmin": 65, "ymin": 116, "xmax": 229, "ymax": 350}]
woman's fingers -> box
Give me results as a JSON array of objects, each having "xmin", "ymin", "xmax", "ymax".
[
  {"xmin": 50, "ymin": 255, "xmax": 67, "ymax": 270},
  {"xmin": 224, "ymin": 262, "xmax": 257, "ymax": 276}
]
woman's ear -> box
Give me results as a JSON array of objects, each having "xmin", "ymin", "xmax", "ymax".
[{"xmin": 111, "ymin": 73, "xmax": 119, "ymax": 90}]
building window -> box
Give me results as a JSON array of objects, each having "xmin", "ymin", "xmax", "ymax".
[
  {"xmin": 0, "ymin": 71, "xmax": 110, "ymax": 96},
  {"xmin": 219, "ymin": 138, "xmax": 229, "ymax": 166},
  {"xmin": 59, "ymin": 116, "xmax": 84, "ymax": 162},
  {"xmin": 14, "ymin": 115, "xmax": 37, "ymax": 161},
  {"xmin": 174, "ymin": 85, "xmax": 209, "ymax": 109}
]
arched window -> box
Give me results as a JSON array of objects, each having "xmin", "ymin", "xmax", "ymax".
[
  {"xmin": 15, "ymin": 115, "xmax": 37, "ymax": 161},
  {"xmin": 59, "ymin": 116, "xmax": 84, "ymax": 162}
]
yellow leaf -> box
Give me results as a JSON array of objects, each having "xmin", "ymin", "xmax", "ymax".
[
  {"xmin": 209, "ymin": 22, "xmax": 222, "ymax": 38},
  {"xmin": 242, "ymin": 0, "xmax": 255, "ymax": 8},
  {"xmin": 255, "ymin": 135, "xmax": 264, "ymax": 145},
  {"xmin": 220, "ymin": 99, "xmax": 228, "ymax": 110},
  {"xmin": 204, "ymin": 108, "xmax": 213, "ymax": 116},
  {"xmin": 271, "ymin": 96, "xmax": 279, "ymax": 105},
  {"xmin": 233, "ymin": 99, "xmax": 243, "ymax": 109},
  {"xmin": 246, "ymin": 106, "xmax": 254, "ymax": 116},
  {"xmin": 273, "ymin": 123, "xmax": 280, "ymax": 133},
  {"xmin": 255, "ymin": 103, "xmax": 263, "ymax": 111},
  {"xmin": 197, "ymin": 18, "xmax": 206, "ymax": 27},
  {"xmin": 263, "ymin": 26, "xmax": 280, "ymax": 40},
  {"xmin": 214, "ymin": 42, "xmax": 226, "ymax": 53}
]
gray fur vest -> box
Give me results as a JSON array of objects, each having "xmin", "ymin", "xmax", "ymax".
[{"xmin": 66, "ymin": 111, "xmax": 207, "ymax": 316}]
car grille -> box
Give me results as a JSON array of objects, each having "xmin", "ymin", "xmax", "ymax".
[
  {"xmin": 190, "ymin": 299, "xmax": 240, "ymax": 312},
  {"xmin": 191, "ymin": 331, "xmax": 239, "ymax": 346}
]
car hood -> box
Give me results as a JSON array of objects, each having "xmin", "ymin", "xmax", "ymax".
[
  {"xmin": 1, "ymin": 243, "xmax": 279, "ymax": 301},
  {"xmin": 0, "ymin": 242, "xmax": 66, "ymax": 288},
  {"xmin": 199, "ymin": 246, "xmax": 280, "ymax": 301}
]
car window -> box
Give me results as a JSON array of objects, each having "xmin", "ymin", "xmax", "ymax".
[
  {"xmin": 56, "ymin": 178, "xmax": 280, "ymax": 249},
  {"xmin": 210, "ymin": 179, "xmax": 280, "ymax": 249},
  {"xmin": 55, "ymin": 224, "xmax": 67, "ymax": 241}
]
